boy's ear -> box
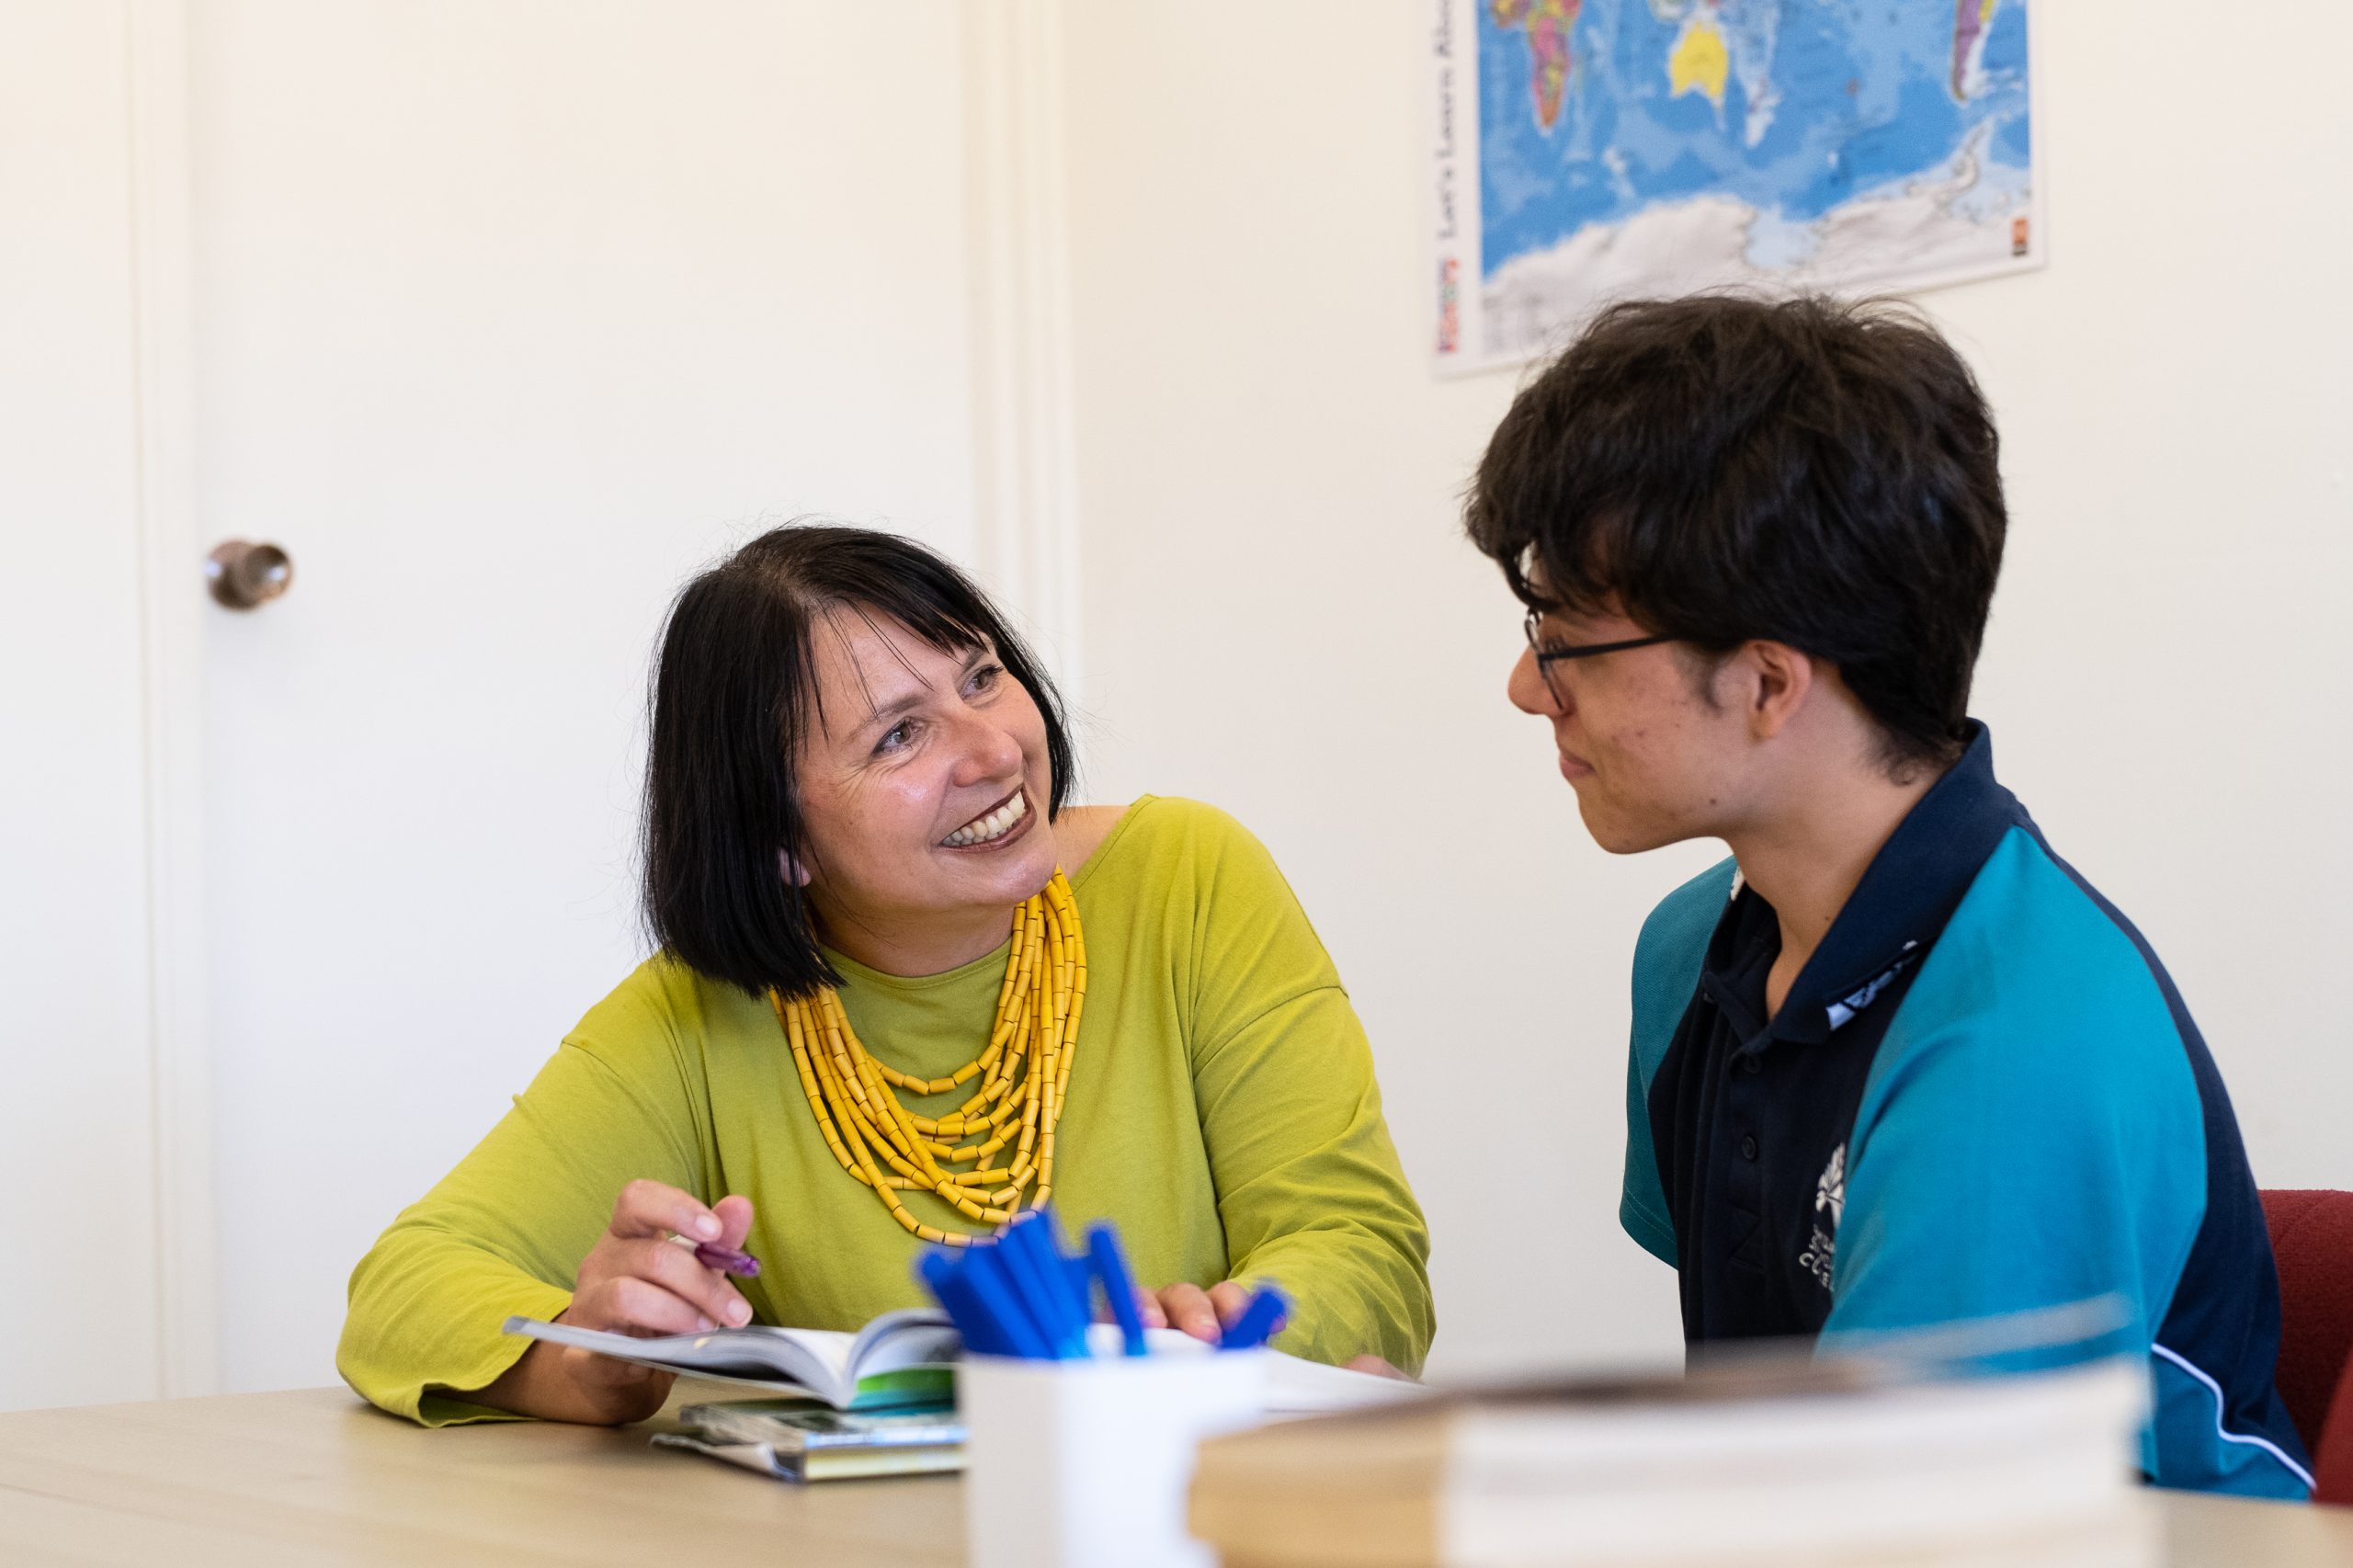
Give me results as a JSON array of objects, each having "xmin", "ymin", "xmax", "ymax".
[{"xmin": 1744, "ymin": 640, "xmax": 1815, "ymax": 741}]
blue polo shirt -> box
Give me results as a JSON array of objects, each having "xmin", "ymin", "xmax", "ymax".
[{"xmin": 1619, "ymin": 724, "xmax": 2311, "ymax": 1498}]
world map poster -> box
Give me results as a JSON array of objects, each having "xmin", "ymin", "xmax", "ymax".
[{"xmin": 1428, "ymin": 0, "xmax": 2040, "ymax": 373}]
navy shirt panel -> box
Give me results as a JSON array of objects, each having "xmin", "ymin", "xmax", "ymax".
[{"xmin": 1647, "ymin": 729, "xmax": 2021, "ymax": 1344}]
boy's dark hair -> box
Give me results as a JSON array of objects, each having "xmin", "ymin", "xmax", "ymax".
[
  {"xmin": 642, "ymin": 522, "xmax": 1074, "ymax": 1000},
  {"xmin": 1464, "ymin": 293, "xmax": 2006, "ymax": 770}
]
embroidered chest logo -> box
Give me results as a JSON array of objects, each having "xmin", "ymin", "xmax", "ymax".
[{"xmin": 1799, "ymin": 1142, "xmax": 1846, "ymax": 1293}]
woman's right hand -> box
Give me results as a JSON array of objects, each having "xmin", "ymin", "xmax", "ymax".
[{"xmin": 474, "ymin": 1180, "xmax": 756, "ymax": 1426}]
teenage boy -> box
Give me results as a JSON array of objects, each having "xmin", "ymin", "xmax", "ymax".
[{"xmin": 1466, "ymin": 294, "xmax": 2309, "ymax": 1498}]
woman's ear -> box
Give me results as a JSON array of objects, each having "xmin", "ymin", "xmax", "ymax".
[{"xmin": 779, "ymin": 848, "xmax": 813, "ymax": 887}]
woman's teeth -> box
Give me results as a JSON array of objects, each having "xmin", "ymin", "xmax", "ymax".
[{"xmin": 942, "ymin": 791, "xmax": 1028, "ymax": 847}]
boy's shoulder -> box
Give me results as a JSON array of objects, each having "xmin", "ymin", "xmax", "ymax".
[
  {"xmin": 1861, "ymin": 824, "xmax": 2208, "ymax": 1153},
  {"xmin": 1901, "ymin": 824, "xmax": 2192, "ymax": 1061}
]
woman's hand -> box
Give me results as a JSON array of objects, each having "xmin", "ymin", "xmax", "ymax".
[
  {"xmin": 1136, "ymin": 1284, "xmax": 1413, "ymax": 1381},
  {"xmin": 472, "ymin": 1181, "xmax": 756, "ymax": 1426},
  {"xmin": 1141, "ymin": 1280, "xmax": 1274, "ymax": 1344}
]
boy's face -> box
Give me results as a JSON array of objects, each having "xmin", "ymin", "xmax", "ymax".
[{"xmin": 1507, "ymin": 600, "xmax": 1753, "ymax": 854}]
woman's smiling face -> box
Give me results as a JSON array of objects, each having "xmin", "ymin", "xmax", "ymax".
[{"xmin": 790, "ymin": 607, "xmax": 1058, "ymax": 956}]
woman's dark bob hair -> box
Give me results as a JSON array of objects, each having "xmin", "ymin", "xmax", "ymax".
[{"xmin": 642, "ymin": 523, "xmax": 1075, "ymax": 1000}]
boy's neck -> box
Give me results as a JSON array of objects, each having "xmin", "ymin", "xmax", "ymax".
[{"xmin": 1726, "ymin": 749, "xmax": 1947, "ymax": 1018}]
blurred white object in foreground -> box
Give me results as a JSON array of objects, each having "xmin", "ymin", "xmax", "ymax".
[{"xmin": 1190, "ymin": 1356, "xmax": 2154, "ymax": 1568}]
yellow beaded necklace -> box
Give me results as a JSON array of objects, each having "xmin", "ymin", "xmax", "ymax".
[{"xmin": 770, "ymin": 870, "xmax": 1086, "ymax": 1247}]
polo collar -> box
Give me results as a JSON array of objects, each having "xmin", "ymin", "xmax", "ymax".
[{"xmin": 1715, "ymin": 722, "xmax": 2028, "ymax": 1047}]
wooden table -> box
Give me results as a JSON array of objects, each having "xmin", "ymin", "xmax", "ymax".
[{"xmin": 2, "ymin": 1386, "xmax": 2348, "ymax": 1566}]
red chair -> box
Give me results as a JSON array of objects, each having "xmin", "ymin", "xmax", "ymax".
[{"xmin": 2260, "ymin": 1188, "xmax": 2353, "ymax": 1503}]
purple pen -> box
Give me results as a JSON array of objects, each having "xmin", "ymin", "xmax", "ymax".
[{"xmin": 691, "ymin": 1240, "xmax": 761, "ymax": 1278}]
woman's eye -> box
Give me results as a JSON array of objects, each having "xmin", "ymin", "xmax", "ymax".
[
  {"xmin": 876, "ymin": 721, "xmax": 915, "ymax": 755},
  {"xmin": 967, "ymin": 662, "xmax": 1004, "ymax": 694}
]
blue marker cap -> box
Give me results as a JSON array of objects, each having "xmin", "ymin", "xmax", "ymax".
[
  {"xmin": 960, "ymin": 1243, "xmax": 1055, "ymax": 1360},
  {"xmin": 1022, "ymin": 1211, "xmax": 1095, "ymax": 1348},
  {"xmin": 1086, "ymin": 1223, "xmax": 1149, "ymax": 1357},
  {"xmin": 1217, "ymin": 1284, "xmax": 1289, "ymax": 1352},
  {"xmin": 916, "ymin": 1250, "xmax": 1014, "ymax": 1358},
  {"xmin": 997, "ymin": 1213, "xmax": 1086, "ymax": 1358}
]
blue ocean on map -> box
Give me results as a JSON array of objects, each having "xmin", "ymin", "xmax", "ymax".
[{"xmin": 1476, "ymin": 0, "xmax": 2031, "ymax": 280}]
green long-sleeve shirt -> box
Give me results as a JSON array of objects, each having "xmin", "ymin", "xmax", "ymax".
[{"xmin": 339, "ymin": 796, "xmax": 1434, "ymax": 1423}]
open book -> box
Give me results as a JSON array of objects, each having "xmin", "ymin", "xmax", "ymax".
[
  {"xmin": 501, "ymin": 1312, "xmax": 1424, "ymax": 1415},
  {"xmin": 502, "ymin": 1310, "xmax": 960, "ymax": 1410}
]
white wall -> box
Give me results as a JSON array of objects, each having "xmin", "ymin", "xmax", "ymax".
[
  {"xmin": 186, "ymin": 0, "xmax": 987, "ymax": 1391},
  {"xmin": 12, "ymin": 0, "xmax": 2346, "ymax": 1408},
  {"xmin": 1054, "ymin": 0, "xmax": 2353, "ymax": 1377}
]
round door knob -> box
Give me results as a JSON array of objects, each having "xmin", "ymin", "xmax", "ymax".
[{"xmin": 205, "ymin": 540, "xmax": 294, "ymax": 610}]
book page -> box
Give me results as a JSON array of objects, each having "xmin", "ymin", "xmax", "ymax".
[
  {"xmin": 501, "ymin": 1316, "xmax": 857, "ymax": 1404},
  {"xmin": 847, "ymin": 1309, "xmax": 961, "ymax": 1380}
]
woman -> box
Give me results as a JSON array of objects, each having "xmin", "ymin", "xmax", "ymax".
[{"xmin": 338, "ymin": 524, "xmax": 1432, "ymax": 1425}]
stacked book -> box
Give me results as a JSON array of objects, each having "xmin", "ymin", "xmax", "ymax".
[
  {"xmin": 1187, "ymin": 1355, "xmax": 2154, "ymax": 1568},
  {"xmin": 654, "ymin": 1399, "xmax": 967, "ymax": 1483}
]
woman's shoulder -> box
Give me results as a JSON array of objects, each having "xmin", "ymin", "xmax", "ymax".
[
  {"xmin": 1078, "ymin": 793, "xmax": 1264, "ymax": 857},
  {"xmin": 1079, "ymin": 797, "xmax": 1343, "ymax": 1005},
  {"xmin": 564, "ymin": 951, "xmax": 770, "ymax": 1067},
  {"xmin": 1074, "ymin": 795, "xmax": 1297, "ymax": 902}
]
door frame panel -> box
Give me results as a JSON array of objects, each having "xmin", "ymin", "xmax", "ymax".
[{"xmin": 128, "ymin": 0, "xmax": 216, "ymax": 1400}]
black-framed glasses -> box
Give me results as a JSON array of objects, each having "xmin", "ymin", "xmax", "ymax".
[{"xmin": 1523, "ymin": 608, "xmax": 1673, "ymax": 698}]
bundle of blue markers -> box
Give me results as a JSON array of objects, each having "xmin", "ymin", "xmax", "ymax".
[{"xmin": 915, "ymin": 1211, "xmax": 1286, "ymax": 1359}]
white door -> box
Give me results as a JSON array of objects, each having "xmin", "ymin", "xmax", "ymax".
[
  {"xmin": 188, "ymin": 0, "xmax": 984, "ymax": 1392},
  {"xmin": 3, "ymin": 0, "xmax": 1000, "ymax": 1407}
]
